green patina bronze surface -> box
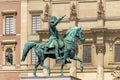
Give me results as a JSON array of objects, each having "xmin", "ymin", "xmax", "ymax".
[{"xmin": 21, "ymin": 15, "xmax": 85, "ymax": 77}]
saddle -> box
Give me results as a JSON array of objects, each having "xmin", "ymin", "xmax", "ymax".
[{"xmin": 45, "ymin": 38, "xmax": 64, "ymax": 49}]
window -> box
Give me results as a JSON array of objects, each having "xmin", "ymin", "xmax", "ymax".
[
  {"xmin": 115, "ymin": 44, "xmax": 120, "ymax": 62},
  {"xmin": 1, "ymin": 10, "xmax": 17, "ymax": 35},
  {"xmin": 32, "ymin": 48, "xmax": 38, "ymax": 64},
  {"xmin": 32, "ymin": 15, "xmax": 40, "ymax": 34},
  {"xmin": 83, "ymin": 45, "xmax": 92, "ymax": 63},
  {"xmin": 5, "ymin": 16, "xmax": 14, "ymax": 34},
  {"xmin": 5, "ymin": 48, "xmax": 13, "ymax": 65}
]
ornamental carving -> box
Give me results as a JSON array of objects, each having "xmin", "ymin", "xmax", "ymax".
[
  {"xmin": 44, "ymin": 3, "xmax": 50, "ymax": 21},
  {"xmin": 111, "ymin": 66, "xmax": 120, "ymax": 80},
  {"xmin": 97, "ymin": 0, "xmax": 105, "ymax": 19},
  {"xmin": 70, "ymin": 3, "xmax": 77, "ymax": 21},
  {"xmin": 96, "ymin": 45, "xmax": 106, "ymax": 53}
]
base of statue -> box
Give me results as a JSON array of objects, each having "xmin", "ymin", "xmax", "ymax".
[{"xmin": 21, "ymin": 76, "xmax": 82, "ymax": 80}]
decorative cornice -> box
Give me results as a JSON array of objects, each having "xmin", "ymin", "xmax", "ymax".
[
  {"xmin": 78, "ymin": 0, "xmax": 97, "ymax": 3},
  {"xmin": 96, "ymin": 44, "xmax": 106, "ymax": 53},
  {"xmin": 29, "ymin": 10, "xmax": 43, "ymax": 14},
  {"xmin": 43, "ymin": 0, "xmax": 97, "ymax": 3},
  {"xmin": 37, "ymin": 28, "xmax": 120, "ymax": 36},
  {"xmin": 1, "ymin": 10, "xmax": 17, "ymax": 16},
  {"xmin": 51, "ymin": 1, "xmax": 70, "ymax": 4},
  {"xmin": 78, "ymin": 17, "xmax": 97, "ymax": 22},
  {"xmin": 106, "ymin": 0, "xmax": 120, "ymax": 2},
  {"xmin": 91, "ymin": 28, "xmax": 108, "ymax": 33},
  {"xmin": 105, "ymin": 16, "xmax": 120, "ymax": 21},
  {"xmin": 111, "ymin": 66, "xmax": 120, "ymax": 80},
  {"xmin": 37, "ymin": 29, "xmax": 66, "ymax": 35}
]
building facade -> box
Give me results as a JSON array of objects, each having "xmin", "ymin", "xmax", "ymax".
[
  {"xmin": 0, "ymin": 0, "xmax": 120, "ymax": 80},
  {"xmin": 0, "ymin": 0, "xmax": 21, "ymax": 80}
]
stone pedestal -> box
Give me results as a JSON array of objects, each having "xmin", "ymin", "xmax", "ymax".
[{"xmin": 21, "ymin": 76, "xmax": 82, "ymax": 80}]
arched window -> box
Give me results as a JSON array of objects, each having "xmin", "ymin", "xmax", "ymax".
[
  {"xmin": 5, "ymin": 48, "xmax": 13, "ymax": 65},
  {"xmin": 114, "ymin": 38, "xmax": 120, "ymax": 62}
]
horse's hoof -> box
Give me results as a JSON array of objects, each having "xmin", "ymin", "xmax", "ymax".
[
  {"xmin": 60, "ymin": 74, "xmax": 64, "ymax": 77},
  {"xmin": 48, "ymin": 72, "xmax": 51, "ymax": 76},
  {"xmin": 33, "ymin": 73, "xmax": 38, "ymax": 77},
  {"xmin": 80, "ymin": 65, "xmax": 84, "ymax": 72},
  {"xmin": 34, "ymin": 75, "xmax": 38, "ymax": 77}
]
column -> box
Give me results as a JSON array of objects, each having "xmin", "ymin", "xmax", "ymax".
[
  {"xmin": 70, "ymin": 60, "xmax": 77, "ymax": 77},
  {"xmin": 96, "ymin": 45, "xmax": 105, "ymax": 80}
]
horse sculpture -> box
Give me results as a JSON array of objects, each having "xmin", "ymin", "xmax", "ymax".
[{"xmin": 21, "ymin": 26, "xmax": 85, "ymax": 77}]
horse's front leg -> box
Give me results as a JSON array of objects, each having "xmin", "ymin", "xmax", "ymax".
[
  {"xmin": 60, "ymin": 58, "xmax": 66, "ymax": 77},
  {"xmin": 60, "ymin": 52, "xmax": 68, "ymax": 76},
  {"xmin": 72, "ymin": 56, "xmax": 83, "ymax": 72}
]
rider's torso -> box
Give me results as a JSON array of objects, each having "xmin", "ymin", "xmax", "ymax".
[{"xmin": 49, "ymin": 26, "xmax": 59, "ymax": 39}]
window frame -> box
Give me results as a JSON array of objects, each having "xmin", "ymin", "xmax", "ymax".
[
  {"xmin": 82, "ymin": 44, "xmax": 92, "ymax": 63},
  {"xmin": 1, "ymin": 40, "xmax": 17, "ymax": 66},
  {"xmin": 114, "ymin": 43, "xmax": 120, "ymax": 62},
  {"xmin": 1, "ymin": 10, "xmax": 17, "ymax": 35},
  {"xmin": 5, "ymin": 48, "xmax": 13, "ymax": 65},
  {"xmin": 5, "ymin": 15, "xmax": 14, "ymax": 35},
  {"xmin": 29, "ymin": 10, "xmax": 43, "ymax": 35},
  {"xmin": 31, "ymin": 15, "xmax": 41, "ymax": 34}
]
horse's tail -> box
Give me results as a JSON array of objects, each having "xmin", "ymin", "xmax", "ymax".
[{"xmin": 21, "ymin": 42, "xmax": 37, "ymax": 61}]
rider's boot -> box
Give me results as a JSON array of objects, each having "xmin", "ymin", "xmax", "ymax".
[
  {"xmin": 57, "ymin": 57, "xmax": 62, "ymax": 60},
  {"xmin": 55, "ymin": 50, "xmax": 62, "ymax": 60}
]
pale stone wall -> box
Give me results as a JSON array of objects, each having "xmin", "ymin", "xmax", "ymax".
[
  {"xmin": 24, "ymin": 0, "xmax": 120, "ymax": 80},
  {"xmin": 1, "ymin": 0, "xmax": 120, "ymax": 80}
]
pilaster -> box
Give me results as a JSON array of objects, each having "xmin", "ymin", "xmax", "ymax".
[
  {"xmin": 96, "ymin": 45, "xmax": 105, "ymax": 80},
  {"xmin": 21, "ymin": 0, "xmax": 28, "ymax": 65},
  {"xmin": 70, "ymin": 60, "xmax": 77, "ymax": 77}
]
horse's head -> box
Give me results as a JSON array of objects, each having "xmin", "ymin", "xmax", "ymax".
[
  {"xmin": 76, "ymin": 27, "xmax": 85, "ymax": 42},
  {"xmin": 64, "ymin": 26, "xmax": 85, "ymax": 43}
]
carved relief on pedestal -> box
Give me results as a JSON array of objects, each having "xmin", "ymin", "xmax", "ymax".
[
  {"xmin": 97, "ymin": 0, "xmax": 105, "ymax": 19},
  {"xmin": 111, "ymin": 66, "xmax": 120, "ymax": 80},
  {"xmin": 96, "ymin": 45, "xmax": 106, "ymax": 53},
  {"xmin": 70, "ymin": 3, "xmax": 77, "ymax": 21},
  {"xmin": 44, "ymin": 3, "xmax": 50, "ymax": 21}
]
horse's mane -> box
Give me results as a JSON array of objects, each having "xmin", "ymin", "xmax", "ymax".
[{"xmin": 64, "ymin": 26, "xmax": 80, "ymax": 38}]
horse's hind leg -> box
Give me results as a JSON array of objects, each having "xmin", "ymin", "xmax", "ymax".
[
  {"xmin": 73, "ymin": 56, "xmax": 83, "ymax": 72},
  {"xmin": 40, "ymin": 61, "xmax": 50, "ymax": 76},
  {"xmin": 34, "ymin": 61, "xmax": 40, "ymax": 77}
]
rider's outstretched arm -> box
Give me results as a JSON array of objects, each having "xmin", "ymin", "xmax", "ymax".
[{"xmin": 52, "ymin": 15, "xmax": 66, "ymax": 27}]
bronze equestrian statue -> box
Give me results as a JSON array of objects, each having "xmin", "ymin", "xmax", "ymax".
[{"xmin": 21, "ymin": 15, "xmax": 85, "ymax": 77}]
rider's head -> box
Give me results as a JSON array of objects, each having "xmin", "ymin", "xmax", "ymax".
[{"xmin": 49, "ymin": 16, "xmax": 57, "ymax": 24}]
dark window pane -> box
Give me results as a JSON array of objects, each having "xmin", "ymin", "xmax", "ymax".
[
  {"xmin": 83, "ymin": 45, "xmax": 92, "ymax": 63},
  {"xmin": 115, "ymin": 44, "xmax": 120, "ymax": 62}
]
